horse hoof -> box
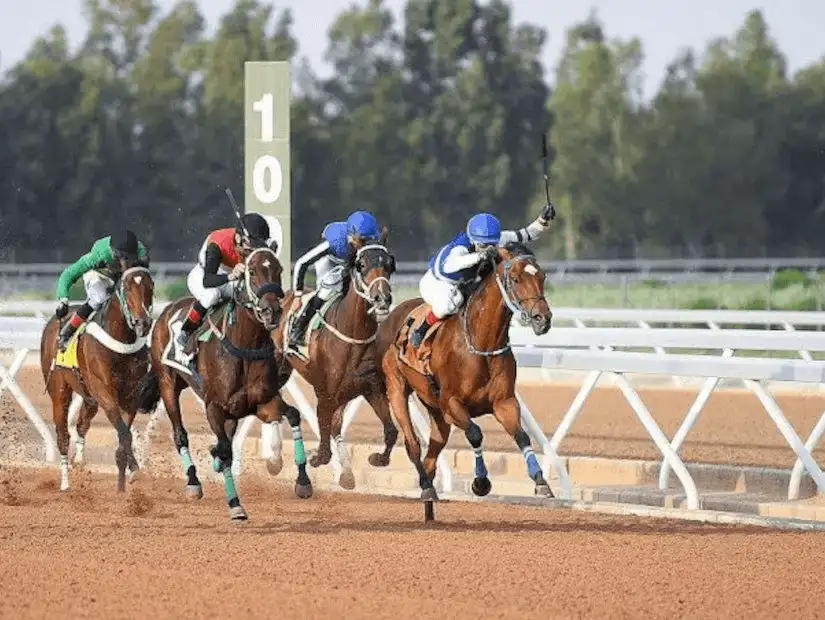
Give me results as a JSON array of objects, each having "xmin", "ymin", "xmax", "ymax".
[
  {"xmin": 338, "ymin": 469, "xmax": 356, "ymax": 491},
  {"xmin": 421, "ymin": 487, "xmax": 438, "ymax": 502},
  {"xmin": 229, "ymin": 506, "xmax": 248, "ymax": 521},
  {"xmin": 59, "ymin": 484, "xmax": 70, "ymax": 493},
  {"xmin": 266, "ymin": 456, "xmax": 283, "ymax": 476},
  {"xmin": 295, "ymin": 483, "xmax": 313, "ymax": 499},
  {"xmin": 471, "ymin": 476, "xmax": 492, "ymax": 497},
  {"xmin": 185, "ymin": 484, "xmax": 204, "ymax": 500},
  {"xmin": 368, "ymin": 452, "xmax": 389, "ymax": 467},
  {"xmin": 535, "ymin": 483, "xmax": 554, "ymax": 498},
  {"xmin": 127, "ymin": 469, "xmax": 140, "ymax": 484}
]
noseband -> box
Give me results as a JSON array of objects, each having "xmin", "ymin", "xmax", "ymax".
[
  {"xmin": 351, "ymin": 244, "xmax": 393, "ymax": 317},
  {"xmin": 117, "ymin": 266, "xmax": 153, "ymax": 331},
  {"xmin": 238, "ymin": 247, "xmax": 284, "ymax": 326}
]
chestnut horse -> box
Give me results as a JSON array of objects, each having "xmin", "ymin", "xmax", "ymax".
[
  {"xmin": 40, "ymin": 266, "xmax": 155, "ymax": 492},
  {"xmin": 141, "ymin": 247, "xmax": 302, "ymax": 521},
  {"xmin": 376, "ymin": 242, "xmax": 554, "ymax": 502},
  {"xmin": 271, "ymin": 232, "xmax": 397, "ymax": 489}
]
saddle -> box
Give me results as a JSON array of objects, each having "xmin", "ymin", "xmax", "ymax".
[
  {"xmin": 396, "ymin": 303, "xmax": 443, "ymax": 376},
  {"xmin": 283, "ymin": 292, "xmax": 341, "ymax": 360}
]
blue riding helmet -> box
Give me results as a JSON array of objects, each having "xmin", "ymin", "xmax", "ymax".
[
  {"xmin": 346, "ymin": 210, "xmax": 381, "ymax": 240},
  {"xmin": 466, "ymin": 213, "xmax": 502, "ymax": 246}
]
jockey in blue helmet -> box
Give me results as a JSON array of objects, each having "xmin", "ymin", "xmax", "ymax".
[
  {"xmin": 288, "ymin": 210, "xmax": 382, "ymax": 349},
  {"xmin": 411, "ymin": 202, "xmax": 556, "ymax": 348}
]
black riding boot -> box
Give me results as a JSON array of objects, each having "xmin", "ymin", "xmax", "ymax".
[
  {"xmin": 58, "ymin": 303, "xmax": 93, "ymax": 351},
  {"xmin": 410, "ymin": 321, "xmax": 432, "ymax": 349},
  {"xmin": 290, "ymin": 296, "xmax": 324, "ymax": 348}
]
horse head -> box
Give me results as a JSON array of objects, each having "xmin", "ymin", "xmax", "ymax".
[
  {"xmin": 493, "ymin": 242, "xmax": 552, "ymax": 336},
  {"xmin": 350, "ymin": 226, "xmax": 395, "ymax": 322},
  {"xmin": 237, "ymin": 247, "xmax": 285, "ymax": 330},
  {"xmin": 117, "ymin": 266, "xmax": 154, "ymax": 338}
]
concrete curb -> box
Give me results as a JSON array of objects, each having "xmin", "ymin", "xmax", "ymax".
[{"xmin": 14, "ymin": 425, "xmax": 825, "ymax": 529}]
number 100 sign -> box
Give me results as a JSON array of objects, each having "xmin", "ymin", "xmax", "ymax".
[{"xmin": 244, "ymin": 61, "xmax": 291, "ymax": 277}]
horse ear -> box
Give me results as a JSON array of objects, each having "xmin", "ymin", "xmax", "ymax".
[{"xmin": 380, "ymin": 225, "xmax": 389, "ymax": 245}]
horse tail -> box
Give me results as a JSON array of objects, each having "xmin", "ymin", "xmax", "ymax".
[{"xmin": 136, "ymin": 367, "xmax": 161, "ymax": 414}]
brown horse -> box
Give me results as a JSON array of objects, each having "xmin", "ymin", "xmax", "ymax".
[
  {"xmin": 270, "ymin": 233, "xmax": 397, "ymax": 489},
  {"xmin": 40, "ymin": 266, "xmax": 155, "ymax": 492},
  {"xmin": 141, "ymin": 247, "xmax": 305, "ymax": 520},
  {"xmin": 376, "ymin": 242, "xmax": 554, "ymax": 502}
]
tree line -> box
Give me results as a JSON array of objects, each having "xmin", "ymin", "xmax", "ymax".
[{"xmin": 1, "ymin": 0, "xmax": 824, "ymax": 263}]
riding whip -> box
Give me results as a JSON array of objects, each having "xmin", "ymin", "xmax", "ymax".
[{"xmin": 224, "ymin": 187, "xmax": 251, "ymax": 238}]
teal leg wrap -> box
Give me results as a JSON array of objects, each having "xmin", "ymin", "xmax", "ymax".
[
  {"xmin": 292, "ymin": 424, "xmax": 307, "ymax": 466},
  {"xmin": 223, "ymin": 469, "xmax": 238, "ymax": 503}
]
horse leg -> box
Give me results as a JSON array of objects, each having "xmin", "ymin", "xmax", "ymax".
[
  {"xmin": 160, "ymin": 372, "xmax": 202, "ymax": 499},
  {"xmin": 49, "ymin": 378, "xmax": 73, "ymax": 491},
  {"xmin": 256, "ymin": 399, "xmax": 284, "ymax": 476},
  {"xmin": 74, "ymin": 399, "xmax": 97, "ymax": 467},
  {"xmin": 99, "ymin": 406, "xmax": 136, "ymax": 493},
  {"xmin": 283, "ymin": 404, "xmax": 313, "ymax": 499},
  {"xmin": 493, "ymin": 396, "xmax": 553, "ymax": 497},
  {"xmin": 309, "ymin": 395, "xmax": 334, "ymax": 468},
  {"xmin": 384, "ymin": 362, "xmax": 433, "ymax": 500},
  {"xmin": 420, "ymin": 405, "xmax": 452, "ymax": 489},
  {"xmin": 364, "ymin": 390, "xmax": 398, "ymax": 467},
  {"xmin": 329, "ymin": 403, "xmax": 356, "ymax": 490},
  {"xmin": 441, "ymin": 397, "xmax": 491, "ymax": 496},
  {"xmin": 205, "ymin": 404, "xmax": 247, "ymax": 520}
]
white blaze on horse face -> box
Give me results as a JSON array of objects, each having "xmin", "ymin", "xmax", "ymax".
[
  {"xmin": 134, "ymin": 276, "xmax": 143, "ymax": 284},
  {"xmin": 524, "ymin": 264, "xmax": 538, "ymax": 276},
  {"xmin": 263, "ymin": 259, "xmax": 271, "ymax": 268}
]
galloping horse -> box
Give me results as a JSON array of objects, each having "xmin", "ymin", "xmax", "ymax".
[
  {"xmin": 376, "ymin": 242, "xmax": 554, "ymax": 503},
  {"xmin": 271, "ymin": 230, "xmax": 397, "ymax": 489},
  {"xmin": 40, "ymin": 266, "xmax": 155, "ymax": 492},
  {"xmin": 142, "ymin": 247, "xmax": 303, "ymax": 520}
]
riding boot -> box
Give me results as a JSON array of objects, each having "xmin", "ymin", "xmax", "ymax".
[
  {"xmin": 58, "ymin": 303, "xmax": 93, "ymax": 352},
  {"xmin": 176, "ymin": 302, "xmax": 207, "ymax": 351},
  {"xmin": 290, "ymin": 295, "xmax": 324, "ymax": 348},
  {"xmin": 411, "ymin": 310, "xmax": 439, "ymax": 349}
]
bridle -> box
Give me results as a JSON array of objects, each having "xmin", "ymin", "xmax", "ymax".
[
  {"xmin": 235, "ymin": 247, "xmax": 284, "ymax": 327},
  {"xmin": 116, "ymin": 266, "xmax": 153, "ymax": 332},
  {"xmin": 351, "ymin": 243, "xmax": 394, "ymax": 319},
  {"xmin": 461, "ymin": 253, "xmax": 546, "ymax": 357}
]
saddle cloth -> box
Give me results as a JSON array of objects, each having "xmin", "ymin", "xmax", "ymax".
[
  {"xmin": 55, "ymin": 321, "xmax": 90, "ymax": 369},
  {"xmin": 396, "ymin": 303, "xmax": 443, "ymax": 375}
]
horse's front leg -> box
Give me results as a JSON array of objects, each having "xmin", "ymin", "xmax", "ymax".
[
  {"xmin": 442, "ymin": 397, "xmax": 490, "ymax": 496},
  {"xmin": 206, "ymin": 403, "xmax": 247, "ymax": 520},
  {"xmin": 256, "ymin": 399, "xmax": 284, "ymax": 476},
  {"xmin": 492, "ymin": 396, "xmax": 552, "ymax": 497},
  {"xmin": 364, "ymin": 390, "xmax": 398, "ymax": 467},
  {"xmin": 257, "ymin": 397, "xmax": 313, "ymax": 499},
  {"xmin": 330, "ymin": 402, "xmax": 355, "ymax": 491},
  {"xmin": 74, "ymin": 399, "xmax": 97, "ymax": 466}
]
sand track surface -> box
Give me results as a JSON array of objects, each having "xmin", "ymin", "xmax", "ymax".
[{"xmin": 0, "ymin": 468, "xmax": 823, "ymax": 619}]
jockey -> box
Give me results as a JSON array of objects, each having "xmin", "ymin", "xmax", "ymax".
[
  {"xmin": 411, "ymin": 202, "xmax": 556, "ymax": 348},
  {"xmin": 54, "ymin": 229, "xmax": 149, "ymax": 351},
  {"xmin": 287, "ymin": 210, "xmax": 382, "ymax": 349},
  {"xmin": 173, "ymin": 213, "xmax": 272, "ymax": 354}
]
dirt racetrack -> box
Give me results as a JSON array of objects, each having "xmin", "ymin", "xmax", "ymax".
[
  {"xmin": 0, "ymin": 467, "xmax": 823, "ymax": 619},
  {"xmin": 5, "ymin": 367, "xmax": 825, "ymax": 469}
]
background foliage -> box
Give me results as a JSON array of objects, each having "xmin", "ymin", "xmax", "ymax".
[{"xmin": 1, "ymin": 0, "xmax": 824, "ymax": 263}]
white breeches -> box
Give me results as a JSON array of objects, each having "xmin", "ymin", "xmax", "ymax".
[
  {"xmin": 315, "ymin": 256, "xmax": 346, "ymax": 302},
  {"xmin": 82, "ymin": 271, "xmax": 114, "ymax": 310},
  {"xmin": 419, "ymin": 270, "xmax": 464, "ymax": 319},
  {"xmin": 187, "ymin": 264, "xmax": 235, "ymax": 309}
]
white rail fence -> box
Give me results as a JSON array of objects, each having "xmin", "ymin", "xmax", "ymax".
[{"xmin": 4, "ymin": 304, "xmax": 825, "ymax": 507}]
